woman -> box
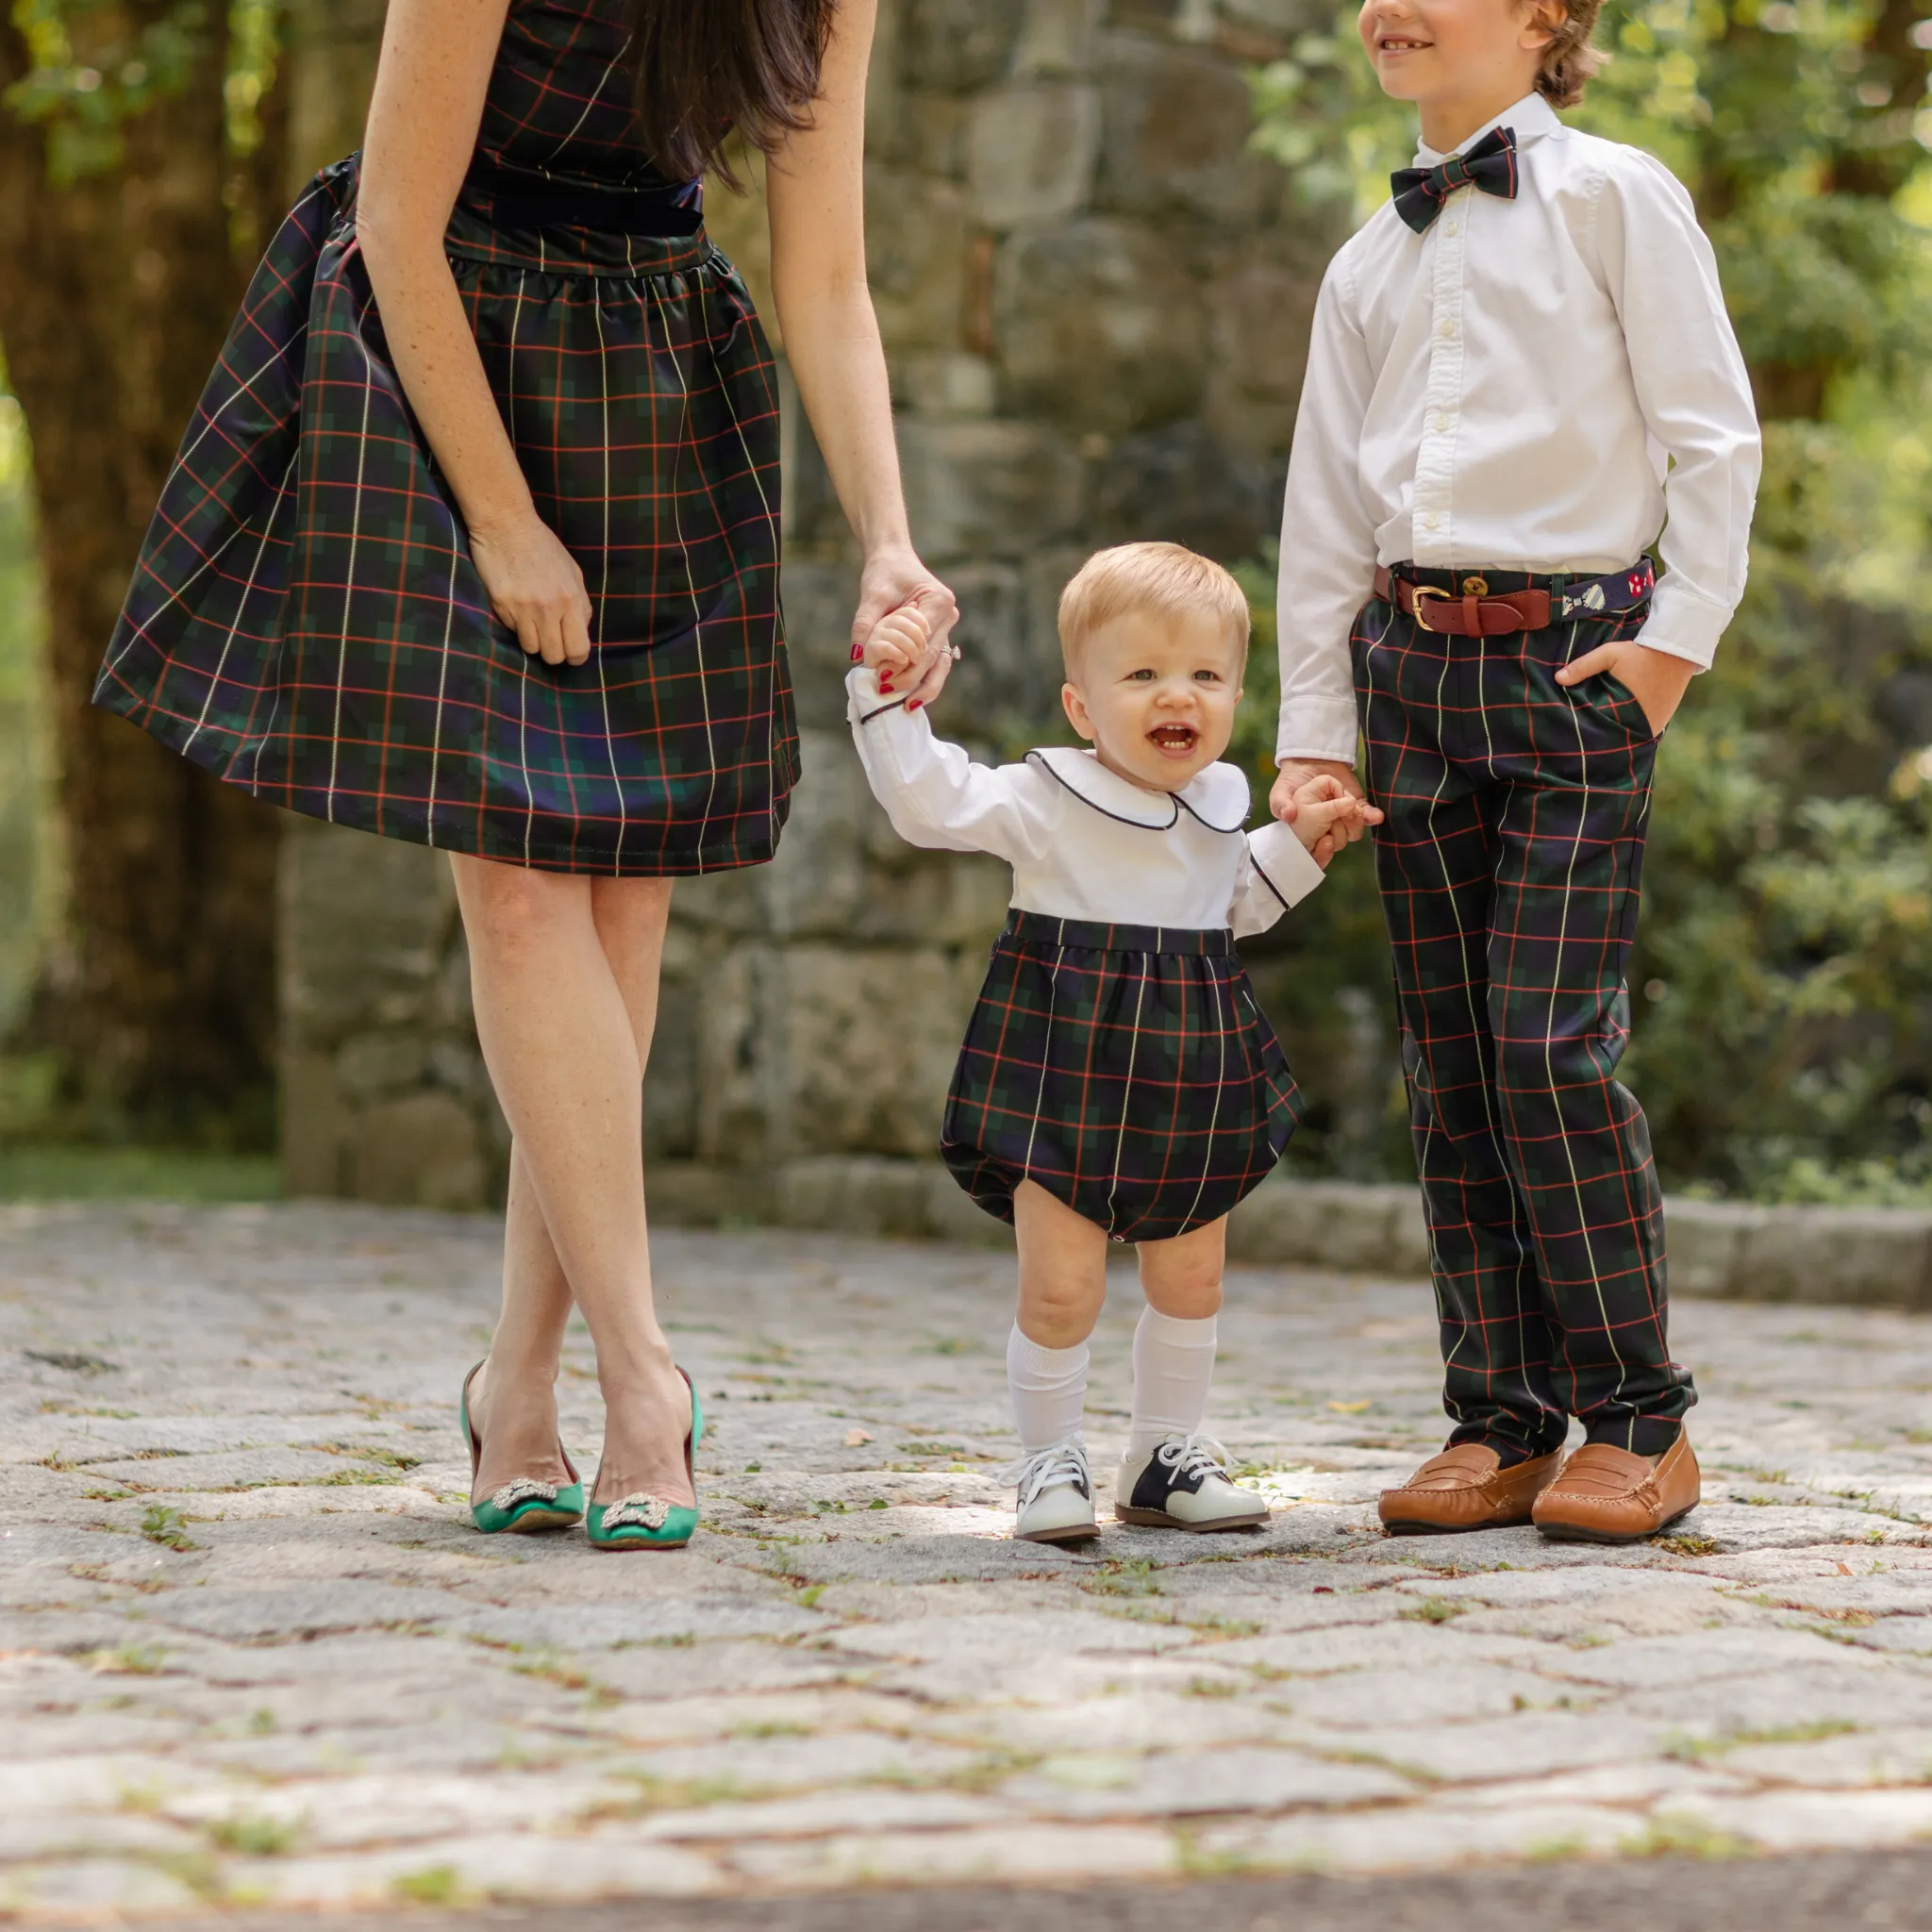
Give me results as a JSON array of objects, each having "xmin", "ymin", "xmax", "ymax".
[{"xmin": 94, "ymin": 0, "xmax": 956, "ymax": 1546}]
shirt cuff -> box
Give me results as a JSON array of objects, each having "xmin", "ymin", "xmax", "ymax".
[
  {"xmin": 1635, "ymin": 582, "xmax": 1734, "ymax": 672},
  {"xmin": 1274, "ymin": 696, "xmax": 1359, "ymax": 768},
  {"xmin": 1248, "ymin": 818, "xmax": 1326, "ymax": 910},
  {"xmin": 846, "ymin": 664, "xmax": 910, "ymax": 724}
]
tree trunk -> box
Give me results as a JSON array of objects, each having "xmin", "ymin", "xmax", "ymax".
[{"xmin": 0, "ymin": 8, "xmax": 285, "ymax": 1138}]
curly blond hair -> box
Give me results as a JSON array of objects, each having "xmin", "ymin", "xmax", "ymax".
[{"xmin": 1536, "ymin": 0, "xmax": 1607, "ymax": 108}]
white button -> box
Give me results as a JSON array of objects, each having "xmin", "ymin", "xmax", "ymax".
[
  {"xmin": 1439, "ymin": 318, "xmax": 1456, "ymax": 338},
  {"xmin": 1444, "ymin": 218, "xmax": 1460, "ymax": 236},
  {"xmin": 1424, "ymin": 512, "xmax": 1441, "ymax": 529},
  {"xmin": 1431, "ymin": 413, "xmax": 1452, "ymax": 432}
]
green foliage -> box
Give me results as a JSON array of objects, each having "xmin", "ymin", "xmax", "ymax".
[
  {"xmin": 4, "ymin": 0, "xmax": 280, "ymax": 183},
  {"xmin": 1246, "ymin": 0, "xmax": 1932, "ymax": 1200}
]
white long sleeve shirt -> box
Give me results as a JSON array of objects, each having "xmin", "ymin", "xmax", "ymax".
[
  {"xmin": 846, "ymin": 669, "xmax": 1324, "ymax": 936},
  {"xmin": 1276, "ymin": 92, "xmax": 1762, "ymax": 765}
]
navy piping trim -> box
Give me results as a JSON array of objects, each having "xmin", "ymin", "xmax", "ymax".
[{"xmin": 1026, "ymin": 750, "xmax": 1180, "ymax": 831}]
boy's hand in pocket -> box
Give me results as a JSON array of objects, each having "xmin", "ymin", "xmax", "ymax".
[{"xmin": 1556, "ymin": 640, "xmax": 1695, "ymax": 736}]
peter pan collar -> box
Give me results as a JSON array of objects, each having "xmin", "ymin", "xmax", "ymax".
[
  {"xmin": 1414, "ymin": 90, "xmax": 1558, "ymax": 167},
  {"xmin": 1027, "ymin": 747, "xmax": 1252, "ymax": 834}
]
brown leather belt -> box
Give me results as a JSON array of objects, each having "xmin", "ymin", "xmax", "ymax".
[{"xmin": 1374, "ymin": 567, "xmax": 1549, "ymax": 635}]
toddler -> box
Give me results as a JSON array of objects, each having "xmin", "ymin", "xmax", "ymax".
[{"xmin": 849, "ymin": 542, "xmax": 1379, "ymax": 1541}]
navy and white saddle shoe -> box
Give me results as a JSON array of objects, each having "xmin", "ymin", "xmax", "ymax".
[
  {"xmin": 1005, "ymin": 1438, "xmax": 1099, "ymax": 1543},
  {"xmin": 1114, "ymin": 1435, "xmax": 1270, "ymax": 1532}
]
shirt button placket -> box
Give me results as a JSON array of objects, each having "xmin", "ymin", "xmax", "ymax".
[{"xmin": 1414, "ymin": 188, "xmax": 1468, "ymax": 565}]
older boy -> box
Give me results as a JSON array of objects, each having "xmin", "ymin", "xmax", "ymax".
[{"xmin": 1273, "ymin": 0, "xmax": 1760, "ymax": 1539}]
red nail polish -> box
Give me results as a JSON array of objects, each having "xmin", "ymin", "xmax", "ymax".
[
  {"xmin": 850, "ymin": 644, "xmax": 863, "ymax": 662},
  {"xmin": 908, "ymin": 699, "xmax": 922, "ymax": 712}
]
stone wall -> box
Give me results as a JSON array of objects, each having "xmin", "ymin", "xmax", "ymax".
[{"xmin": 281, "ymin": 0, "xmax": 1341, "ymax": 1207}]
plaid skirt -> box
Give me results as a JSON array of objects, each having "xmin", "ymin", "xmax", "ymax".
[
  {"xmin": 942, "ymin": 912, "xmax": 1302, "ymax": 1243},
  {"xmin": 93, "ymin": 157, "xmax": 795, "ymax": 874}
]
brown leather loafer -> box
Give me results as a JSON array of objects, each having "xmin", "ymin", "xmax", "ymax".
[
  {"xmin": 1377, "ymin": 1444, "xmax": 1561, "ymax": 1535},
  {"xmin": 1532, "ymin": 1435, "xmax": 1701, "ymax": 1544}
]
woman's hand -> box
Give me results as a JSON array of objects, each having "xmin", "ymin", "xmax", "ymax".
[
  {"xmin": 851, "ymin": 543, "xmax": 958, "ymax": 708},
  {"xmin": 469, "ymin": 514, "xmax": 594, "ymax": 666},
  {"xmin": 1555, "ymin": 640, "xmax": 1695, "ymax": 736}
]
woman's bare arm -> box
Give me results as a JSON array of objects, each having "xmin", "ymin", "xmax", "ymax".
[
  {"xmin": 766, "ymin": 0, "xmax": 958, "ymax": 701},
  {"xmin": 357, "ymin": 0, "xmax": 593, "ymax": 665}
]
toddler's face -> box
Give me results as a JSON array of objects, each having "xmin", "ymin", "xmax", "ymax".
[{"xmin": 1060, "ymin": 608, "xmax": 1245, "ymax": 794}]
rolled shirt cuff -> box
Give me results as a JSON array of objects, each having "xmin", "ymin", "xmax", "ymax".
[
  {"xmin": 1274, "ymin": 694, "xmax": 1361, "ymax": 769},
  {"xmin": 1634, "ymin": 581, "xmax": 1734, "ymax": 672}
]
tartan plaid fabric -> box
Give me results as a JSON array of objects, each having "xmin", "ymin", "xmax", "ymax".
[
  {"xmin": 94, "ymin": 0, "xmax": 795, "ymax": 875},
  {"xmin": 1355, "ymin": 569, "xmax": 1696, "ymax": 1462},
  {"xmin": 1389, "ymin": 125, "xmax": 1520, "ymax": 235},
  {"xmin": 942, "ymin": 911, "xmax": 1302, "ymax": 1243}
]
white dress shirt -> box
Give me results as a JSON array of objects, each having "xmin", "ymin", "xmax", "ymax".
[
  {"xmin": 1276, "ymin": 92, "xmax": 1762, "ymax": 765},
  {"xmin": 847, "ymin": 669, "xmax": 1324, "ymax": 936}
]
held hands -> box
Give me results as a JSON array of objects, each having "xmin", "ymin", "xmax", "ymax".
[
  {"xmin": 1284, "ymin": 773, "xmax": 1383, "ymax": 870},
  {"xmin": 1272, "ymin": 758, "xmax": 1375, "ymax": 868},
  {"xmin": 1554, "ymin": 641, "xmax": 1694, "ymax": 735},
  {"xmin": 469, "ymin": 512, "xmax": 594, "ymax": 667},
  {"xmin": 855, "ymin": 604, "xmax": 955, "ymax": 712},
  {"xmin": 851, "ymin": 544, "xmax": 959, "ymax": 708}
]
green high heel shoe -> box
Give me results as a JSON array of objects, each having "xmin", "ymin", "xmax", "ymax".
[
  {"xmin": 586, "ymin": 1368, "xmax": 703, "ymax": 1552},
  {"xmin": 460, "ymin": 1360, "xmax": 586, "ymax": 1534}
]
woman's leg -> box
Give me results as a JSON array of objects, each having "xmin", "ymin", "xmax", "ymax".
[
  {"xmin": 467, "ymin": 1144, "xmax": 575, "ymax": 1501},
  {"xmin": 452, "ymin": 855, "xmax": 691, "ymax": 1508}
]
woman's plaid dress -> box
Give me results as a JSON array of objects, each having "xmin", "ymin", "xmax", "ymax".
[{"xmin": 94, "ymin": 0, "xmax": 795, "ymax": 874}]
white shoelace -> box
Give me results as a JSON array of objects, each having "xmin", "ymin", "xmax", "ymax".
[
  {"xmin": 1000, "ymin": 1438, "xmax": 1091, "ymax": 1510},
  {"xmin": 1153, "ymin": 1433, "xmax": 1234, "ymax": 1486}
]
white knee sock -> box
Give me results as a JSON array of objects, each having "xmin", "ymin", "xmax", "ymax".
[
  {"xmin": 1129, "ymin": 1307, "xmax": 1218, "ymax": 1457},
  {"xmin": 1007, "ymin": 1324, "xmax": 1089, "ymax": 1454}
]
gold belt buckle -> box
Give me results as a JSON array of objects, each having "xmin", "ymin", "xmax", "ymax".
[{"xmin": 1410, "ymin": 586, "xmax": 1452, "ymax": 632}]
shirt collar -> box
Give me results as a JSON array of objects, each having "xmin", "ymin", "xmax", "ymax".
[
  {"xmin": 1414, "ymin": 91, "xmax": 1558, "ymax": 167},
  {"xmin": 1027, "ymin": 747, "xmax": 1251, "ymax": 834}
]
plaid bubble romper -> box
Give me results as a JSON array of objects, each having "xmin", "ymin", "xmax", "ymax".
[
  {"xmin": 94, "ymin": 0, "xmax": 795, "ymax": 875},
  {"xmin": 847, "ymin": 670, "xmax": 1326, "ymax": 1242}
]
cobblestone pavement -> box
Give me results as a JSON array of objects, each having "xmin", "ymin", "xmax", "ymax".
[{"xmin": 8, "ymin": 1203, "xmax": 1932, "ymax": 1923}]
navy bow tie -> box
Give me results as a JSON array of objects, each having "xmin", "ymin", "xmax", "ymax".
[{"xmin": 1390, "ymin": 125, "xmax": 1519, "ymax": 234}]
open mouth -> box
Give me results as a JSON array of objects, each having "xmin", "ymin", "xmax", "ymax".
[
  {"xmin": 1377, "ymin": 33, "xmax": 1433, "ymax": 51},
  {"xmin": 1148, "ymin": 724, "xmax": 1199, "ymax": 756}
]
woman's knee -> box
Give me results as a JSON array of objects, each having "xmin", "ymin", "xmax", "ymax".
[{"xmin": 451, "ymin": 855, "xmax": 589, "ymax": 957}]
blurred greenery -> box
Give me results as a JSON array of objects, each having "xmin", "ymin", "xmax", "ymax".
[
  {"xmin": 0, "ymin": 359, "xmax": 48, "ymax": 1045},
  {"xmin": 1244, "ymin": 0, "xmax": 1932, "ymax": 1202},
  {"xmin": 7, "ymin": 0, "xmax": 279, "ymax": 180}
]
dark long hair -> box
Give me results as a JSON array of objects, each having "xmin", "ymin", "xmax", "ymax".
[{"xmin": 628, "ymin": 0, "xmax": 837, "ymax": 185}]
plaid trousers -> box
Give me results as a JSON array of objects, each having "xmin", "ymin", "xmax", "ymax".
[{"xmin": 1354, "ymin": 577, "xmax": 1696, "ymax": 1462}]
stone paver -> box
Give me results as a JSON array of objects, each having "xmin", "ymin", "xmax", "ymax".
[{"xmin": 7, "ymin": 1200, "xmax": 1932, "ymax": 1920}]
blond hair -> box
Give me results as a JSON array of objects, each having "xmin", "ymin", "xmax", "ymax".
[
  {"xmin": 1057, "ymin": 542, "xmax": 1250, "ymax": 677},
  {"xmin": 1535, "ymin": 0, "xmax": 1606, "ymax": 108}
]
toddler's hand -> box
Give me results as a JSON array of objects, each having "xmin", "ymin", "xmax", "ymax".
[
  {"xmin": 1290, "ymin": 774, "xmax": 1383, "ymax": 869},
  {"xmin": 858, "ymin": 605, "xmax": 958, "ymax": 712},
  {"xmin": 858, "ymin": 608, "xmax": 932, "ymax": 703}
]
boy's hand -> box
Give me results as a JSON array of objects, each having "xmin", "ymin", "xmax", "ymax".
[
  {"xmin": 1272, "ymin": 758, "xmax": 1368, "ymax": 855},
  {"xmin": 1289, "ymin": 774, "xmax": 1384, "ymax": 868},
  {"xmin": 1556, "ymin": 641, "xmax": 1695, "ymax": 736}
]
